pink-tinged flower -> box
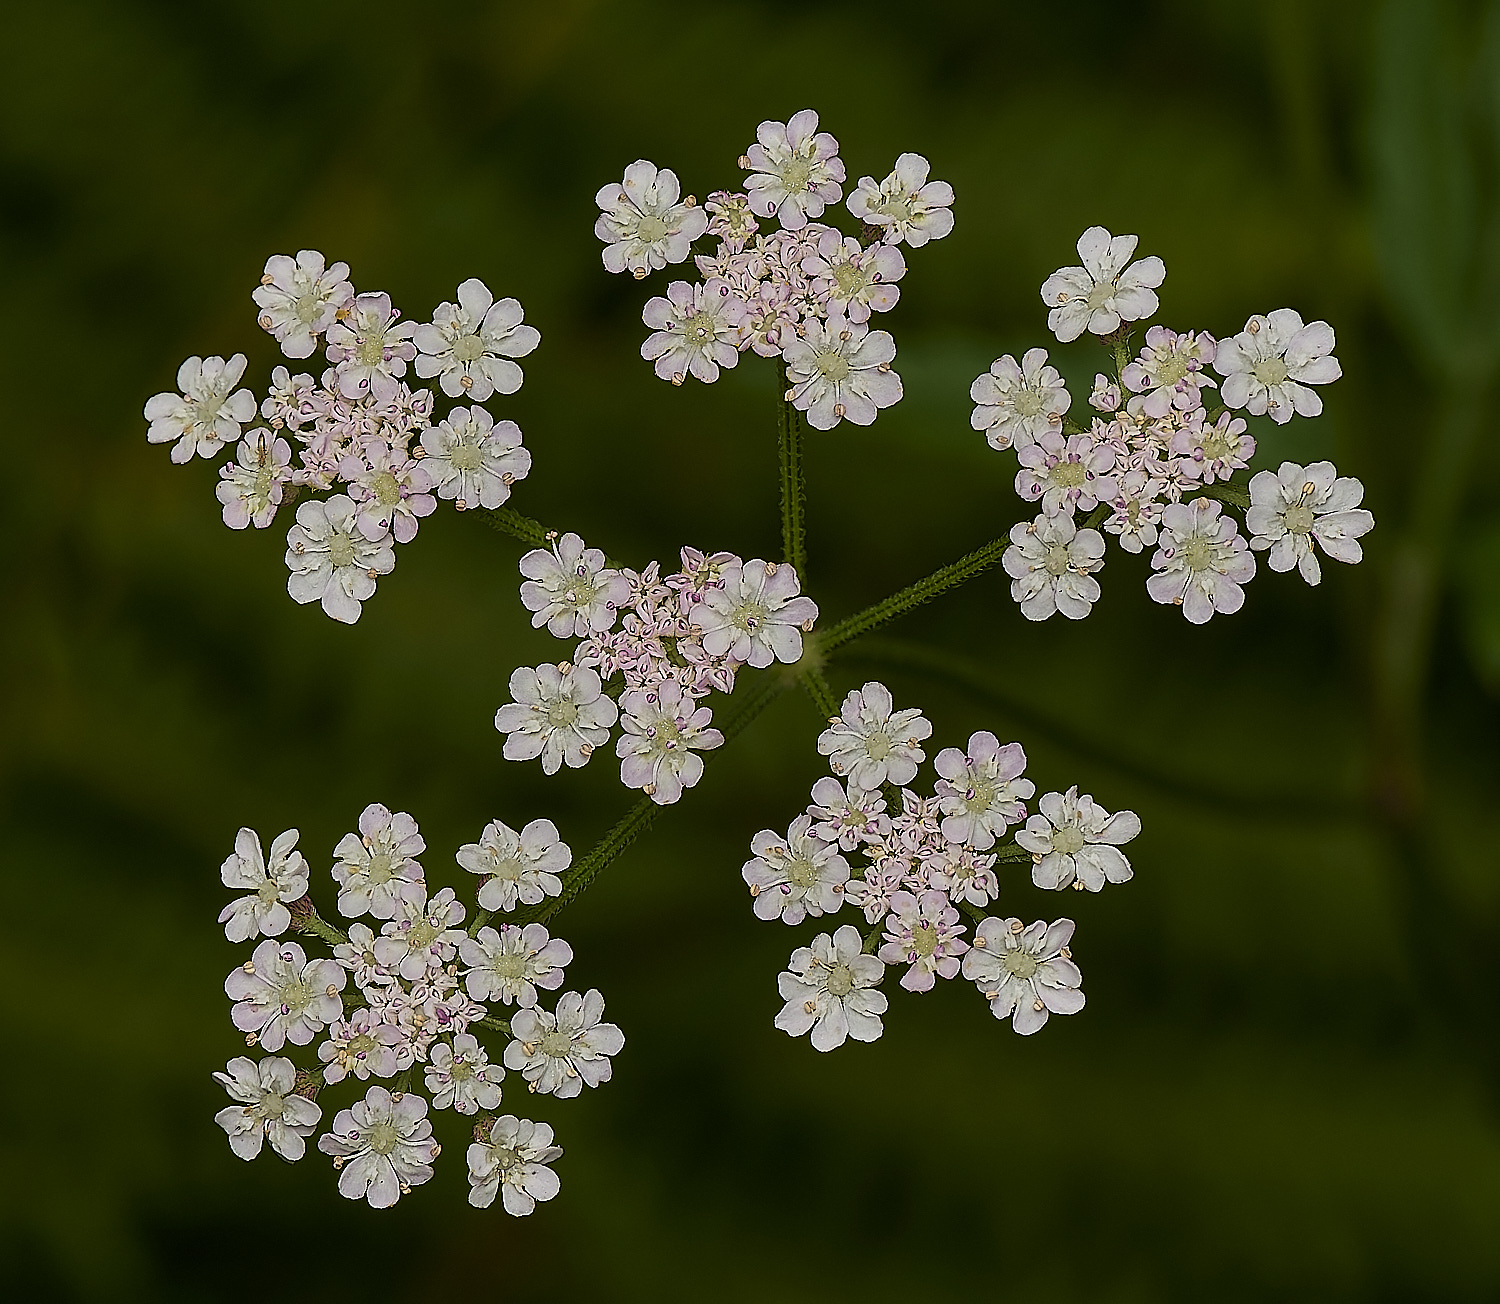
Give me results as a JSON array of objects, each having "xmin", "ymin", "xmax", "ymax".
[
  {"xmin": 218, "ymin": 826, "xmax": 309, "ymax": 942},
  {"xmin": 419, "ymin": 404, "xmax": 530, "ymax": 510},
  {"xmin": 1121, "ymin": 326, "xmax": 1218, "ymax": 417},
  {"xmin": 846, "ymin": 857, "xmax": 907, "ymax": 925},
  {"xmin": 1214, "ymin": 309, "xmax": 1340, "ymax": 423},
  {"xmin": 1016, "ymin": 429, "xmax": 1118, "ymax": 516},
  {"xmin": 260, "ymin": 366, "xmax": 324, "ymax": 431},
  {"xmin": 216, "ymin": 429, "xmax": 293, "ymax": 529},
  {"xmin": 318, "ymin": 1086, "xmax": 439, "ymax": 1208},
  {"xmin": 494, "ymin": 662, "xmax": 618, "ymax": 774},
  {"xmin": 333, "ymin": 923, "xmax": 395, "ymax": 990},
  {"xmin": 737, "ymin": 280, "xmax": 802, "ymax": 358},
  {"xmin": 742, "ymin": 108, "xmax": 846, "ymax": 230},
  {"xmin": 373, "ymin": 887, "xmax": 467, "ymax": 980},
  {"xmin": 467, "ymin": 1116, "xmax": 562, "ymax": 1214},
  {"xmin": 340, "ymin": 440, "xmax": 436, "ymax": 544},
  {"xmin": 1147, "ymin": 497, "xmax": 1256, "ymax": 623},
  {"xmin": 695, "ymin": 559, "xmax": 817, "ymax": 669},
  {"xmin": 1041, "ymin": 226, "xmax": 1165, "ymax": 343},
  {"xmin": 213, "ymin": 1055, "xmax": 321, "ymax": 1161},
  {"xmin": 413, "ymin": 278, "xmax": 540, "ymax": 401},
  {"xmin": 1173, "ymin": 411, "xmax": 1254, "ymax": 484},
  {"xmin": 1018, "ymin": 786, "xmax": 1141, "ymax": 892},
  {"xmin": 1003, "ymin": 511, "xmax": 1106, "ymax": 622},
  {"xmin": 425, "ymin": 1033, "xmax": 505, "ymax": 1114},
  {"xmin": 847, "ymin": 152, "xmax": 954, "ymax": 247},
  {"xmin": 1105, "ymin": 470, "xmax": 1168, "ymax": 554},
  {"xmin": 503, "ymin": 989, "xmax": 624, "ymax": 1099},
  {"xmin": 519, "ymin": 532, "xmax": 630, "ymax": 638},
  {"xmin": 818, "ymin": 681, "xmax": 931, "ymax": 790},
  {"xmin": 775, "ymin": 924, "xmax": 888, "ymax": 1052},
  {"xmin": 1089, "ymin": 373, "xmax": 1122, "ymax": 412},
  {"xmin": 1246, "ymin": 459, "xmax": 1374, "ymax": 585},
  {"xmin": 461, "ymin": 922, "xmax": 572, "ymax": 1008},
  {"xmin": 318, "ymin": 1008, "xmax": 404, "ymax": 1083},
  {"xmin": 332, "ymin": 803, "xmax": 427, "ymax": 921},
  {"xmin": 324, "ymin": 292, "xmax": 417, "ymax": 402},
  {"xmin": 615, "ymin": 681, "xmax": 723, "ymax": 805},
  {"xmin": 970, "ymin": 348, "xmax": 1071, "ymax": 452},
  {"xmin": 595, "ymin": 160, "xmax": 708, "ymax": 278},
  {"xmin": 934, "ymin": 732, "xmax": 1034, "ymax": 850},
  {"xmin": 252, "ymin": 249, "xmax": 354, "ymax": 359},
  {"xmin": 802, "ymin": 230, "xmax": 904, "ymax": 322},
  {"xmin": 938, "ymin": 848, "xmax": 1001, "ymax": 909},
  {"xmin": 144, "ymin": 354, "xmax": 258, "ymax": 463},
  {"xmin": 226, "ymin": 939, "xmax": 346, "ymax": 1051},
  {"xmin": 457, "ymin": 816, "xmax": 571, "ymax": 914},
  {"xmin": 962, "ymin": 916, "xmax": 1084, "ymax": 1034},
  {"xmin": 742, "ymin": 813, "xmax": 850, "ymax": 924},
  {"xmin": 807, "ymin": 775, "xmax": 891, "ymax": 851},
  {"xmin": 641, "ymin": 278, "xmax": 748, "ymax": 384},
  {"xmin": 284, "ymin": 494, "xmax": 396, "ymax": 624},
  {"xmin": 877, "ymin": 889, "xmax": 969, "ymax": 992},
  {"xmin": 705, "ymin": 190, "xmax": 759, "ymax": 248},
  {"xmin": 782, "ymin": 309, "xmax": 902, "ymax": 430}
]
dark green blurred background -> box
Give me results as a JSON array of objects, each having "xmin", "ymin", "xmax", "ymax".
[{"xmin": 6, "ymin": 0, "xmax": 1500, "ymax": 1298}]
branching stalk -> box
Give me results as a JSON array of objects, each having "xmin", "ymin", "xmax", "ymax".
[{"xmin": 778, "ymin": 371, "xmax": 808, "ymax": 578}]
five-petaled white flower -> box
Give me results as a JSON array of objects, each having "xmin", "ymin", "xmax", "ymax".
[
  {"xmin": 1214, "ymin": 309, "xmax": 1340, "ymax": 424},
  {"xmin": 846, "ymin": 151, "xmax": 954, "ymax": 247},
  {"xmin": 1173, "ymin": 412, "xmax": 1255, "ymax": 484},
  {"xmin": 802, "ymin": 230, "xmax": 905, "ymax": 323},
  {"xmin": 494, "ymin": 663, "xmax": 618, "ymax": 774},
  {"xmin": 318, "ymin": 1085, "xmax": 439, "ymax": 1208},
  {"xmin": 467, "ymin": 1116, "xmax": 563, "ymax": 1214},
  {"xmin": 414, "ymin": 278, "xmax": 540, "ymax": 401},
  {"xmin": 641, "ymin": 278, "xmax": 748, "ymax": 385},
  {"xmin": 806, "ymin": 775, "xmax": 891, "ymax": 851},
  {"xmin": 213, "ymin": 1055, "xmax": 321, "ymax": 1160},
  {"xmin": 318, "ymin": 1008, "xmax": 403, "ymax": 1083},
  {"xmin": 1121, "ymin": 327, "xmax": 1218, "ymax": 417},
  {"xmin": 373, "ymin": 886, "xmax": 467, "ymax": 980},
  {"xmin": 461, "ymin": 923, "xmax": 572, "ymax": 1008},
  {"xmin": 1246, "ymin": 460, "xmax": 1374, "ymax": 585},
  {"xmin": 425, "ymin": 1033, "xmax": 505, "ymax": 1114},
  {"xmin": 456, "ymin": 817, "xmax": 571, "ymax": 913},
  {"xmin": 341, "ymin": 440, "xmax": 436, "ymax": 544},
  {"xmin": 144, "ymin": 354, "xmax": 258, "ymax": 463},
  {"xmin": 1017, "ymin": 787, "xmax": 1141, "ymax": 891},
  {"xmin": 219, "ymin": 826, "xmax": 310, "ymax": 942},
  {"xmin": 217, "ymin": 429, "xmax": 293, "ymax": 530},
  {"xmin": 877, "ymin": 889, "xmax": 969, "ymax": 992},
  {"xmin": 742, "ymin": 108, "xmax": 846, "ymax": 230},
  {"xmin": 1040, "ymin": 226, "xmax": 1166, "ymax": 343},
  {"xmin": 970, "ymin": 348, "xmax": 1071, "ymax": 451},
  {"xmin": 934, "ymin": 733, "xmax": 1034, "ymax": 850},
  {"xmin": 817, "ymin": 681, "xmax": 931, "ymax": 789},
  {"xmin": 332, "ymin": 803, "xmax": 427, "ymax": 920},
  {"xmin": 226, "ymin": 939, "xmax": 346, "ymax": 1051},
  {"xmin": 1003, "ymin": 511, "xmax": 1107, "ymax": 622},
  {"xmin": 324, "ymin": 292, "xmax": 417, "ymax": 403},
  {"xmin": 519, "ymin": 533, "xmax": 630, "ymax": 638},
  {"xmin": 504, "ymin": 989, "xmax": 624, "ymax": 1099},
  {"xmin": 615, "ymin": 681, "xmax": 724, "ymax": 805},
  {"xmin": 1016, "ymin": 430, "xmax": 1118, "ymax": 516},
  {"xmin": 743, "ymin": 813, "xmax": 851, "ymax": 924},
  {"xmin": 1147, "ymin": 498, "xmax": 1256, "ymax": 624},
  {"xmin": 775, "ymin": 924, "xmax": 888, "ymax": 1051},
  {"xmin": 696, "ymin": 559, "xmax": 818, "ymax": 668},
  {"xmin": 419, "ymin": 404, "xmax": 531, "ymax": 511},
  {"xmin": 962, "ymin": 916, "xmax": 1085, "ymax": 1034},
  {"xmin": 782, "ymin": 309, "xmax": 902, "ymax": 430},
  {"xmin": 595, "ymin": 160, "xmax": 709, "ymax": 278},
  {"xmin": 284, "ymin": 494, "xmax": 396, "ymax": 625},
  {"xmin": 252, "ymin": 249, "xmax": 354, "ymax": 359}
]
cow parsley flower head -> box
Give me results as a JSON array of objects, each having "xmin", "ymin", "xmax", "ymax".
[
  {"xmin": 318, "ymin": 1008, "xmax": 403, "ymax": 1083},
  {"xmin": 144, "ymin": 354, "xmax": 258, "ymax": 463},
  {"xmin": 461, "ymin": 923, "xmax": 572, "ymax": 1008},
  {"xmin": 332, "ymin": 803, "xmax": 427, "ymax": 921},
  {"xmin": 595, "ymin": 160, "xmax": 709, "ymax": 278},
  {"xmin": 877, "ymin": 889, "xmax": 969, "ymax": 992},
  {"xmin": 743, "ymin": 813, "xmax": 850, "ymax": 924},
  {"xmin": 219, "ymin": 827, "xmax": 310, "ymax": 942},
  {"xmin": 807, "ymin": 775, "xmax": 891, "ymax": 851},
  {"xmin": 213, "ymin": 1055, "xmax": 322, "ymax": 1161},
  {"xmin": 970, "ymin": 348, "xmax": 1071, "ymax": 452},
  {"xmin": 962, "ymin": 917, "xmax": 1084, "ymax": 1034},
  {"xmin": 419, "ymin": 405, "xmax": 531, "ymax": 511},
  {"xmin": 216, "ymin": 429, "xmax": 294, "ymax": 530},
  {"xmin": 253, "ymin": 250, "xmax": 355, "ymax": 359},
  {"xmin": 1016, "ymin": 430, "xmax": 1118, "ymax": 517},
  {"xmin": 504, "ymin": 989, "xmax": 624, "ymax": 1099},
  {"xmin": 373, "ymin": 887, "xmax": 467, "ymax": 980},
  {"xmin": 695, "ymin": 559, "xmax": 818, "ymax": 669},
  {"xmin": 742, "ymin": 108, "xmax": 846, "ymax": 230},
  {"xmin": 425, "ymin": 1033, "xmax": 506, "ymax": 1114},
  {"xmin": 846, "ymin": 151, "xmax": 955, "ymax": 247},
  {"xmin": 782, "ymin": 309, "xmax": 902, "ymax": 430},
  {"xmin": 1215, "ymin": 309, "xmax": 1340, "ymax": 424},
  {"xmin": 341, "ymin": 441, "xmax": 436, "ymax": 544},
  {"xmin": 325, "ymin": 292, "xmax": 417, "ymax": 403},
  {"xmin": 818, "ymin": 681, "xmax": 932, "ymax": 790},
  {"xmin": 1041, "ymin": 227, "xmax": 1166, "ymax": 343},
  {"xmin": 1017, "ymin": 787, "xmax": 1141, "ymax": 891},
  {"xmin": 494, "ymin": 663, "xmax": 618, "ymax": 774},
  {"xmin": 456, "ymin": 817, "xmax": 571, "ymax": 914},
  {"xmin": 641, "ymin": 278, "xmax": 748, "ymax": 385},
  {"xmin": 1246, "ymin": 460, "xmax": 1374, "ymax": 585},
  {"xmin": 1147, "ymin": 497, "xmax": 1256, "ymax": 624},
  {"xmin": 802, "ymin": 230, "xmax": 905, "ymax": 323},
  {"xmin": 467, "ymin": 1116, "xmax": 563, "ymax": 1214},
  {"xmin": 318, "ymin": 1085, "xmax": 439, "ymax": 1208},
  {"xmin": 1003, "ymin": 511, "xmax": 1106, "ymax": 621},
  {"xmin": 226, "ymin": 939, "xmax": 347, "ymax": 1051},
  {"xmin": 519, "ymin": 533, "xmax": 630, "ymax": 639},
  {"xmin": 934, "ymin": 733, "xmax": 1034, "ymax": 850},
  {"xmin": 1121, "ymin": 327, "xmax": 1218, "ymax": 417},
  {"xmin": 413, "ymin": 278, "xmax": 540, "ymax": 401},
  {"xmin": 774, "ymin": 924, "xmax": 887, "ymax": 1052},
  {"xmin": 615, "ymin": 681, "xmax": 724, "ymax": 805}
]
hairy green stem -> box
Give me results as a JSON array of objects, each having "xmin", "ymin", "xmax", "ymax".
[
  {"xmin": 295, "ymin": 903, "xmax": 348, "ymax": 947},
  {"xmin": 799, "ymin": 664, "xmax": 840, "ymax": 720},
  {"xmin": 484, "ymin": 505, "xmax": 554, "ymax": 549},
  {"xmin": 778, "ymin": 371, "xmax": 808, "ymax": 578}
]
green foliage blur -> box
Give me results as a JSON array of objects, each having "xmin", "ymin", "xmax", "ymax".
[{"xmin": 4, "ymin": 0, "xmax": 1500, "ymax": 1298}]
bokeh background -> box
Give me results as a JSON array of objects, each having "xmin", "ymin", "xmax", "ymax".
[{"xmin": 5, "ymin": 0, "xmax": 1500, "ymax": 1298}]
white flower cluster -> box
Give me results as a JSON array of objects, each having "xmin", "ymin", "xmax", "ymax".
[
  {"xmin": 144, "ymin": 252, "xmax": 540, "ymax": 623},
  {"xmin": 213, "ymin": 807, "xmax": 622, "ymax": 1214},
  {"xmin": 596, "ymin": 110, "xmax": 954, "ymax": 430},
  {"xmin": 744, "ymin": 681, "xmax": 1140, "ymax": 1049},
  {"xmin": 978, "ymin": 227, "xmax": 1374, "ymax": 624},
  {"xmin": 495, "ymin": 542, "xmax": 819, "ymax": 804}
]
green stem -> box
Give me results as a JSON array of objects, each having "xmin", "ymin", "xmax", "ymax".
[
  {"xmin": 778, "ymin": 369, "xmax": 808, "ymax": 578},
  {"xmin": 477, "ymin": 1014, "xmax": 512, "ymax": 1037},
  {"xmin": 484, "ymin": 505, "xmax": 553, "ymax": 549},
  {"xmin": 822, "ymin": 536, "xmax": 1009, "ymax": 654},
  {"xmin": 296, "ymin": 904, "xmax": 348, "ymax": 948},
  {"xmin": 799, "ymin": 665, "xmax": 840, "ymax": 720}
]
